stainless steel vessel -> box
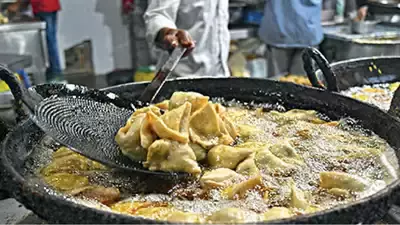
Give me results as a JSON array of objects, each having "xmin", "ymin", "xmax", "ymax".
[
  {"xmin": 322, "ymin": 23, "xmax": 400, "ymax": 62},
  {"xmin": 350, "ymin": 20, "xmax": 380, "ymax": 34},
  {"xmin": 0, "ymin": 22, "xmax": 48, "ymax": 84}
]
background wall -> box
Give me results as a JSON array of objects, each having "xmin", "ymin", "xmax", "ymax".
[{"xmin": 57, "ymin": 0, "xmax": 132, "ymax": 75}]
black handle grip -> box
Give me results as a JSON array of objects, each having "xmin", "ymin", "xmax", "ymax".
[
  {"xmin": 0, "ymin": 65, "xmax": 27, "ymax": 122},
  {"xmin": 0, "ymin": 65, "xmax": 22, "ymax": 199},
  {"xmin": 302, "ymin": 47, "xmax": 339, "ymax": 92},
  {"xmin": 0, "ymin": 118, "xmax": 9, "ymax": 199},
  {"xmin": 0, "ymin": 64, "xmax": 43, "ymax": 123}
]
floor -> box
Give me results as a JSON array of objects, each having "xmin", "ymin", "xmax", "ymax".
[{"xmin": 0, "ymin": 199, "xmax": 45, "ymax": 224}]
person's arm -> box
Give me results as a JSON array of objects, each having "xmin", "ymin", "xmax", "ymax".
[
  {"xmin": 356, "ymin": 6, "xmax": 368, "ymax": 21},
  {"xmin": 346, "ymin": 0, "xmax": 368, "ymax": 21},
  {"xmin": 143, "ymin": 0, "xmax": 195, "ymax": 56}
]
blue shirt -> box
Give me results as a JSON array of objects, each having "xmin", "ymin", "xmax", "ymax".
[{"xmin": 258, "ymin": 0, "xmax": 323, "ymax": 48}]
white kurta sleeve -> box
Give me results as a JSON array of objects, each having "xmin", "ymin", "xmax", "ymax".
[{"xmin": 143, "ymin": 0, "xmax": 180, "ymax": 46}]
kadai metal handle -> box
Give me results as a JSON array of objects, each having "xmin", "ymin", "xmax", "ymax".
[
  {"xmin": 0, "ymin": 64, "xmax": 38, "ymax": 200},
  {"xmin": 302, "ymin": 47, "xmax": 339, "ymax": 92},
  {"xmin": 0, "ymin": 65, "xmax": 44, "ymax": 123}
]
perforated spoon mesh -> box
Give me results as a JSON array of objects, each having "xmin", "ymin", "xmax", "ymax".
[
  {"xmin": 32, "ymin": 95, "xmax": 130, "ymax": 168},
  {"xmin": 30, "ymin": 94, "xmax": 177, "ymax": 176}
]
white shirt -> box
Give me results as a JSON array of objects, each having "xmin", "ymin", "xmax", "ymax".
[{"xmin": 144, "ymin": 0, "xmax": 230, "ymax": 78}]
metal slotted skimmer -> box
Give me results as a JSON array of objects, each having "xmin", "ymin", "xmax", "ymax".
[
  {"xmin": 1, "ymin": 47, "xmax": 187, "ymax": 177},
  {"xmin": 32, "ymin": 92, "xmax": 139, "ymax": 172}
]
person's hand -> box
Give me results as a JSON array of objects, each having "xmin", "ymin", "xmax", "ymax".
[
  {"xmin": 156, "ymin": 28, "xmax": 196, "ymax": 57},
  {"xmin": 356, "ymin": 6, "xmax": 368, "ymax": 21}
]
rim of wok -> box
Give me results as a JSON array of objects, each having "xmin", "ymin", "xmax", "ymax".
[
  {"xmin": 314, "ymin": 55, "xmax": 400, "ymax": 91},
  {"xmin": 312, "ymin": 54, "xmax": 400, "ymax": 122},
  {"xmin": 1, "ymin": 77, "xmax": 399, "ymax": 224},
  {"xmin": 327, "ymin": 55, "xmax": 400, "ymax": 72}
]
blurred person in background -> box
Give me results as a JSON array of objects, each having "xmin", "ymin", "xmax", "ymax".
[
  {"xmin": 259, "ymin": 0, "xmax": 368, "ymax": 79},
  {"xmin": 144, "ymin": 0, "xmax": 230, "ymax": 78},
  {"xmin": 8, "ymin": 0, "xmax": 65, "ymax": 83}
]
